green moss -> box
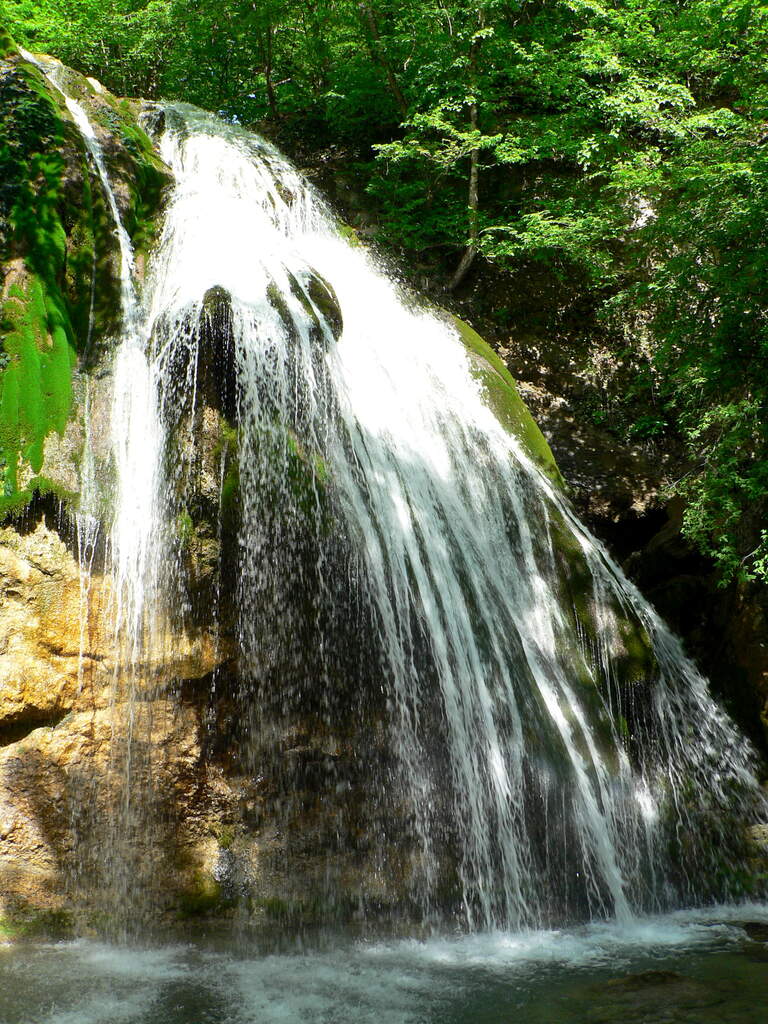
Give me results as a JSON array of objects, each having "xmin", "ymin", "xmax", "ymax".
[
  {"xmin": 544, "ymin": 501, "xmax": 658, "ymax": 758},
  {"xmin": 178, "ymin": 871, "xmax": 233, "ymax": 917},
  {"xmin": 255, "ymin": 895, "xmax": 291, "ymax": 919},
  {"xmin": 176, "ymin": 508, "xmax": 194, "ymax": 544},
  {"xmin": 551, "ymin": 491, "xmax": 657, "ymax": 690},
  {"xmin": 253, "ymin": 891, "xmax": 361, "ymax": 925},
  {"xmin": 451, "ymin": 316, "xmax": 564, "ymax": 489},
  {"xmin": 266, "ymin": 280, "xmax": 294, "ymax": 335},
  {"xmin": 617, "ymin": 614, "xmax": 658, "ymax": 683},
  {"xmin": 0, "ymin": 26, "xmax": 18, "ymax": 58},
  {"xmin": 221, "ymin": 461, "xmax": 240, "ymax": 514},
  {"xmin": 283, "ymin": 428, "xmax": 331, "ymax": 524},
  {"xmin": 94, "ymin": 92, "xmax": 170, "ymax": 258},
  {"xmin": 301, "ymin": 270, "xmax": 343, "ymax": 340},
  {"xmin": 0, "ymin": 908, "xmax": 74, "ymax": 941},
  {"xmin": 215, "ymin": 824, "xmax": 236, "ymax": 850},
  {"xmin": 268, "ymin": 271, "xmax": 343, "ymax": 346},
  {"xmin": 0, "ymin": 275, "xmax": 76, "ymax": 507},
  {"xmin": 0, "ymin": 474, "xmax": 77, "ymax": 521},
  {"xmin": 124, "ymin": 159, "xmax": 169, "ymax": 259},
  {"xmin": 338, "ymin": 223, "xmax": 362, "ymax": 247},
  {"xmin": 225, "ymin": 415, "xmax": 330, "ymax": 526},
  {"xmin": 0, "ymin": 58, "xmax": 78, "ymax": 516},
  {"xmin": 214, "ymin": 420, "xmax": 240, "ymax": 517},
  {"xmin": 0, "ymin": 51, "xmax": 169, "ymax": 520}
]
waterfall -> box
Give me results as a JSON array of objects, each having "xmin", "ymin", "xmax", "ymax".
[
  {"xmin": 20, "ymin": 51, "xmax": 765, "ymax": 932},
  {"xmin": 131, "ymin": 103, "xmax": 765, "ymax": 930}
]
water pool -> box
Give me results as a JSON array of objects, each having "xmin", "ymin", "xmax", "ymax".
[{"xmin": 3, "ymin": 905, "xmax": 768, "ymax": 1023}]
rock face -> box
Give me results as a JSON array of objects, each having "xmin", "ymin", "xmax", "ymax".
[
  {"xmin": 0, "ymin": 513, "xmax": 221, "ymax": 919},
  {"xmin": 0, "ymin": 519, "xmax": 104, "ymax": 732},
  {"xmin": 0, "ymin": 507, "xmax": 427, "ymax": 934},
  {"xmin": 0, "ymin": 511, "xmax": 345, "ymax": 921}
]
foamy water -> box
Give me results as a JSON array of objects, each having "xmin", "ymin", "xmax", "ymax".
[{"xmin": 3, "ymin": 906, "xmax": 768, "ymax": 1024}]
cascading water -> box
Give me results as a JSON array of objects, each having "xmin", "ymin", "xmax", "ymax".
[{"xmin": 114, "ymin": 101, "xmax": 765, "ymax": 932}]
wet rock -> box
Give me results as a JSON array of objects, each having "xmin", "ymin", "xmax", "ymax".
[
  {"xmin": 1, "ymin": 47, "xmax": 169, "ymax": 521},
  {"xmin": 139, "ymin": 101, "xmax": 166, "ymax": 139},
  {"xmin": 741, "ymin": 921, "xmax": 768, "ymax": 943},
  {"xmin": 0, "ymin": 699, "xmax": 201, "ymax": 915},
  {"xmin": 587, "ymin": 969, "xmax": 725, "ymax": 1023},
  {"xmin": 747, "ymin": 824, "xmax": 768, "ymax": 857},
  {"xmin": 452, "ymin": 315, "xmax": 562, "ymax": 488},
  {"xmin": 0, "ymin": 519, "xmax": 111, "ymax": 735},
  {"xmin": 0, "ymin": 509, "xmax": 416, "ymax": 933},
  {"xmin": 302, "ymin": 271, "xmax": 343, "ymax": 340},
  {"xmin": 199, "ymin": 285, "xmax": 239, "ymax": 421},
  {"xmin": 0, "ymin": 515, "xmax": 233, "ymax": 921},
  {"xmin": 506, "ymin": 322, "xmax": 768, "ymax": 758},
  {"xmin": 267, "ymin": 269, "xmax": 343, "ymax": 348}
]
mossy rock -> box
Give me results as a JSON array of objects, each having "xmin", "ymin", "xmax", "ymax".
[
  {"xmin": 338, "ymin": 223, "xmax": 362, "ymax": 247},
  {"xmin": 97, "ymin": 95, "xmax": 171, "ymax": 258},
  {"xmin": 0, "ymin": 54, "xmax": 80, "ymax": 515},
  {"xmin": 199, "ymin": 285, "xmax": 238, "ymax": 420},
  {"xmin": 302, "ymin": 270, "xmax": 343, "ymax": 339},
  {"xmin": 0, "ymin": 274, "xmax": 76, "ymax": 497},
  {"xmin": 0, "ymin": 907, "xmax": 74, "ymax": 942},
  {"xmin": 452, "ymin": 315, "xmax": 564, "ymax": 489},
  {"xmin": 0, "ymin": 26, "xmax": 17, "ymax": 59},
  {"xmin": 139, "ymin": 102, "xmax": 167, "ymax": 139},
  {"xmin": 267, "ymin": 268, "xmax": 343, "ymax": 347},
  {"xmin": 252, "ymin": 891, "xmax": 360, "ymax": 926},
  {"xmin": 37, "ymin": 61, "xmax": 171, "ymax": 253},
  {"xmin": 217, "ymin": 419, "xmax": 240, "ymax": 517},
  {"xmin": 0, "ymin": 43, "xmax": 170, "ymax": 521},
  {"xmin": 177, "ymin": 871, "xmax": 234, "ymax": 917},
  {"xmin": 249, "ymin": 420, "xmax": 330, "ymax": 525}
]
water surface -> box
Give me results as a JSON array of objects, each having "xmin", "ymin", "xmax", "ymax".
[{"xmin": 3, "ymin": 905, "xmax": 768, "ymax": 1023}]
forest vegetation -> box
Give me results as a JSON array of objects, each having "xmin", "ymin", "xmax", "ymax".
[{"xmin": 2, "ymin": 0, "xmax": 767, "ymax": 585}]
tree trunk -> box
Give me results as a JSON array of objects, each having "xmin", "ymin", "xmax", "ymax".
[
  {"xmin": 264, "ymin": 21, "xmax": 278, "ymax": 117},
  {"xmin": 358, "ymin": 3, "xmax": 408, "ymax": 117},
  {"xmin": 448, "ymin": 99, "xmax": 480, "ymax": 292},
  {"xmin": 448, "ymin": 12, "xmax": 485, "ymax": 292}
]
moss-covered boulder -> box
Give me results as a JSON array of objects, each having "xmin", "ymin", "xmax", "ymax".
[
  {"xmin": 445, "ymin": 313, "xmax": 660, "ymax": 760},
  {"xmin": 0, "ymin": 42, "xmax": 170, "ymax": 521},
  {"xmin": 452, "ymin": 314, "xmax": 564, "ymax": 489},
  {"xmin": 267, "ymin": 267, "xmax": 343, "ymax": 349},
  {"xmin": 199, "ymin": 285, "xmax": 238, "ymax": 421}
]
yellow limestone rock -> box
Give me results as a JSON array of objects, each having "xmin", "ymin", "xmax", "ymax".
[{"xmin": 0, "ymin": 519, "xmax": 231, "ymax": 917}]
